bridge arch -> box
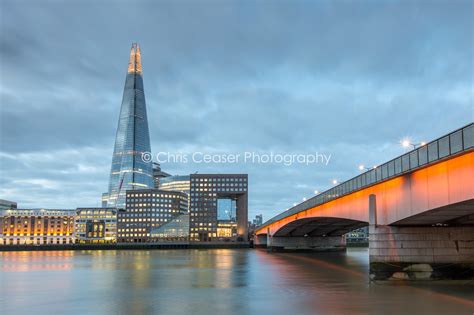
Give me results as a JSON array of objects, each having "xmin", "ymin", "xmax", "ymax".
[{"xmin": 272, "ymin": 217, "xmax": 367, "ymax": 237}]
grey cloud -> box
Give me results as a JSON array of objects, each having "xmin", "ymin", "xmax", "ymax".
[{"xmin": 0, "ymin": 0, "xmax": 472, "ymax": 219}]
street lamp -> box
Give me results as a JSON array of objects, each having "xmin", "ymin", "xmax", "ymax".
[
  {"xmin": 401, "ymin": 138, "xmax": 426, "ymax": 150},
  {"xmin": 359, "ymin": 164, "xmax": 377, "ymax": 171},
  {"xmin": 314, "ymin": 190, "xmax": 319, "ymax": 195},
  {"xmin": 332, "ymin": 179, "xmax": 338, "ymax": 185}
]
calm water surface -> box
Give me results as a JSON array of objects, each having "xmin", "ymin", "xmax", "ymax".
[{"xmin": 0, "ymin": 248, "xmax": 473, "ymax": 315}]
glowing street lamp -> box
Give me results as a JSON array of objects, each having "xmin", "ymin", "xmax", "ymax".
[
  {"xmin": 401, "ymin": 138, "xmax": 426, "ymax": 150},
  {"xmin": 314, "ymin": 190, "xmax": 319, "ymax": 195},
  {"xmin": 332, "ymin": 179, "xmax": 338, "ymax": 185},
  {"xmin": 359, "ymin": 164, "xmax": 377, "ymax": 171}
]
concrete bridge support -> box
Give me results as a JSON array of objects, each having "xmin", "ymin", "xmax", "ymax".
[
  {"xmin": 369, "ymin": 195, "xmax": 474, "ymax": 280},
  {"xmin": 267, "ymin": 235, "xmax": 345, "ymax": 252},
  {"xmin": 254, "ymin": 234, "xmax": 268, "ymax": 248}
]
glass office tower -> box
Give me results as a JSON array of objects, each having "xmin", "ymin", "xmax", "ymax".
[{"xmin": 105, "ymin": 43, "xmax": 154, "ymax": 209}]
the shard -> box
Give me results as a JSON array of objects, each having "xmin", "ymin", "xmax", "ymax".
[{"xmin": 104, "ymin": 43, "xmax": 154, "ymax": 209}]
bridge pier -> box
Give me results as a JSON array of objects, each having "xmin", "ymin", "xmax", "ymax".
[
  {"xmin": 368, "ymin": 195, "xmax": 474, "ymax": 280},
  {"xmin": 267, "ymin": 235, "xmax": 346, "ymax": 252},
  {"xmin": 369, "ymin": 225, "xmax": 474, "ymax": 280},
  {"xmin": 254, "ymin": 234, "xmax": 268, "ymax": 248}
]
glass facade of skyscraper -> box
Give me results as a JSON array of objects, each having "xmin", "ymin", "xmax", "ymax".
[{"xmin": 105, "ymin": 43, "xmax": 154, "ymax": 209}]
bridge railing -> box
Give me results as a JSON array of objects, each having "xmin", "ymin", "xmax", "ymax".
[{"xmin": 258, "ymin": 123, "xmax": 474, "ymax": 231}]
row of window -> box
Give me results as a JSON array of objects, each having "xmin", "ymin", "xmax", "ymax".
[
  {"xmin": 192, "ymin": 188, "xmax": 246, "ymax": 192},
  {"xmin": 119, "ymin": 218, "xmax": 171, "ymax": 222},
  {"xmin": 127, "ymin": 203, "xmax": 179, "ymax": 208},
  {"xmin": 127, "ymin": 198, "xmax": 185, "ymax": 202},
  {"xmin": 120, "ymin": 211, "xmax": 178, "ymax": 216},
  {"xmin": 193, "ymin": 183, "xmax": 246, "ymax": 187},
  {"xmin": 127, "ymin": 193, "xmax": 184, "ymax": 198}
]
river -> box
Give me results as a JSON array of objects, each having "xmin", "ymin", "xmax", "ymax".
[{"xmin": 0, "ymin": 248, "xmax": 473, "ymax": 315}]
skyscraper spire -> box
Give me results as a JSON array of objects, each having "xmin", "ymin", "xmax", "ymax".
[
  {"xmin": 103, "ymin": 43, "xmax": 153, "ymax": 209},
  {"xmin": 127, "ymin": 43, "xmax": 142, "ymax": 75}
]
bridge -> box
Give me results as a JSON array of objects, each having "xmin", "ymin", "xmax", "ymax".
[{"xmin": 255, "ymin": 123, "xmax": 474, "ymax": 280}]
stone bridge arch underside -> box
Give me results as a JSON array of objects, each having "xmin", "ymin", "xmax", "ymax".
[{"xmin": 272, "ymin": 217, "xmax": 367, "ymax": 237}]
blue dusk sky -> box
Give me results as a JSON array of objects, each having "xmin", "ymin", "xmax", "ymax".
[{"xmin": 0, "ymin": 0, "xmax": 472, "ymax": 220}]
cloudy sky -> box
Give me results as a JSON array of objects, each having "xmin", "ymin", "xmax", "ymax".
[{"xmin": 0, "ymin": 0, "xmax": 472, "ymax": 220}]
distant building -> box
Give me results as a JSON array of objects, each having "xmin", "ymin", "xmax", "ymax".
[
  {"xmin": 152, "ymin": 163, "xmax": 171, "ymax": 188},
  {"xmin": 75, "ymin": 208, "xmax": 117, "ymax": 244},
  {"xmin": 345, "ymin": 227, "xmax": 369, "ymax": 244},
  {"xmin": 189, "ymin": 174, "xmax": 248, "ymax": 242},
  {"xmin": 253, "ymin": 214, "xmax": 263, "ymax": 226},
  {"xmin": 117, "ymin": 189, "xmax": 188, "ymax": 243},
  {"xmin": 150, "ymin": 213, "xmax": 189, "ymax": 243},
  {"xmin": 159, "ymin": 175, "xmax": 190, "ymax": 194},
  {"xmin": 0, "ymin": 209, "xmax": 75, "ymax": 246},
  {"xmin": 0, "ymin": 199, "xmax": 17, "ymax": 210},
  {"xmin": 160, "ymin": 175, "xmax": 190, "ymax": 210},
  {"xmin": 101, "ymin": 193, "xmax": 110, "ymax": 208}
]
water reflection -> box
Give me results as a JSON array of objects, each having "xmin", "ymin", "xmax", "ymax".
[{"xmin": 0, "ymin": 248, "xmax": 473, "ymax": 315}]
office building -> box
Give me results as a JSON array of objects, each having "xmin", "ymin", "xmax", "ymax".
[
  {"xmin": 345, "ymin": 226, "xmax": 369, "ymax": 244},
  {"xmin": 253, "ymin": 214, "xmax": 263, "ymax": 226},
  {"xmin": 159, "ymin": 175, "xmax": 190, "ymax": 194},
  {"xmin": 152, "ymin": 162, "xmax": 171, "ymax": 188},
  {"xmin": 0, "ymin": 199, "xmax": 17, "ymax": 210},
  {"xmin": 75, "ymin": 208, "xmax": 117, "ymax": 244},
  {"xmin": 117, "ymin": 189, "xmax": 188, "ymax": 243},
  {"xmin": 0, "ymin": 209, "xmax": 75, "ymax": 245},
  {"xmin": 160, "ymin": 175, "xmax": 191, "ymax": 210},
  {"xmin": 150, "ymin": 213, "xmax": 189, "ymax": 243},
  {"xmin": 189, "ymin": 174, "xmax": 248, "ymax": 242},
  {"xmin": 104, "ymin": 43, "xmax": 154, "ymax": 209}
]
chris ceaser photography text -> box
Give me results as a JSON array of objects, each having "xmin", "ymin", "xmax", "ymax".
[{"xmin": 141, "ymin": 151, "xmax": 332, "ymax": 167}]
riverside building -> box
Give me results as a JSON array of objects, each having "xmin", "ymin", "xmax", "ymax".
[
  {"xmin": 75, "ymin": 208, "xmax": 117, "ymax": 244},
  {"xmin": 117, "ymin": 189, "xmax": 188, "ymax": 243},
  {"xmin": 189, "ymin": 174, "xmax": 248, "ymax": 242},
  {"xmin": 0, "ymin": 209, "xmax": 75, "ymax": 246}
]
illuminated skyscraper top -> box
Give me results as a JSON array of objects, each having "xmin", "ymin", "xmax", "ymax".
[{"xmin": 104, "ymin": 43, "xmax": 154, "ymax": 209}]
